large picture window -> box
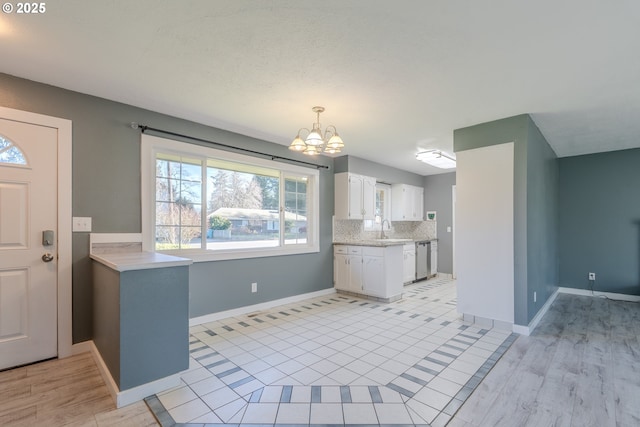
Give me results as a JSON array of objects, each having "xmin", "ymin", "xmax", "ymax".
[{"xmin": 142, "ymin": 134, "xmax": 319, "ymax": 261}]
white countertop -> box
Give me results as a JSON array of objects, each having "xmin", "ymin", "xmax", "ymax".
[
  {"xmin": 333, "ymin": 239, "xmax": 412, "ymax": 247},
  {"xmin": 90, "ymin": 251, "xmax": 193, "ymax": 272},
  {"xmin": 333, "ymin": 238, "xmax": 437, "ymax": 247}
]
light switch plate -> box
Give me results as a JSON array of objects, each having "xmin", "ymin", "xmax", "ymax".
[{"xmin": 73, "ymin": 217, "xmax": 92, "ymax": 232}]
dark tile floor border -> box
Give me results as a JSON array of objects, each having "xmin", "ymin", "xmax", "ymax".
[
  {"xmin": 145, "ymin": 280, "xmax": 518, "ymax": 427},
  {"xmin": 146, "ymin": 333, "xmax": 518, "ymax": 427}
]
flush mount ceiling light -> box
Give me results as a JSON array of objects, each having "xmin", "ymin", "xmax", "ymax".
[
  {"xmin": 416, "ymin": 150, "xmax": 457, "ymax": 169},
  {"xmin": 289, "ymin": 106, "xmax": 345, "ymax": 155}
]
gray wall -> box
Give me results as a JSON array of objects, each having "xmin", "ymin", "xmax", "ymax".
[
  {"xmin": 0, "ymin": 73, "xmax": 334, "ymax": 343},
  {"xmin": 92, "ymin": 262, "xmax": 121, "ymax": 386},
  {"xmin": 334, "ymin": 155, "xmax": 424, "ymax": 186},
  {"xmin": 120, "ymin": 267, "xmax": 189, "ymax": 390},
  {"xmin": 93, "ymin": 263, "xmax": 189, "ymax": 390},
  {"xmin": 454, "ymin": 114, "xmax": 559, "ymax": 325},
  {"xmin": 559, "ymin": 148, "xmax": 640, "ymax": 295},
  {"xmin": 423, "ymin": 172, "xmax": 456, "ymax": 274},
  {"xmin": 526, "ymin": 120, "xmax": 559, "ymax": 322},
  {"xmin": 189, "ymin": 185, "xmax": 335, "ymax": 318}
]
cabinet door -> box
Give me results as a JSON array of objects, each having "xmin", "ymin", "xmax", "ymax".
[
  {"xmin": 348, "ymin": 255, "xmax": 363, "ymax": 291},
  {"xmin": 334, "ymin": 253, "xmax": 350, "ymax": 290},
  {"xmin": 391, "ymin": 184, "xmax": 425, "ymax": 221},
  {"xmin": 348, "ymin": 175, "xmax": 364, "ymax": 219},
  {"xmin": 406, "ymin": 186, "xmax": 416, "ymax": 220},
  {"xmin": 392, "ymin": 184, "xmax": 412, "ymax": 220},
  {"xmin": 363, "ymin": 255, "xmax": 385, "ymax": 296},
  {"xmin": 414, "ymin": 186, "xmax": 424, "ymax": 220},
  {"xmin": 403, "ymin": 251, "xmax": 415, "ymax": 283},
  {"xmin": 362, "ymin": 177, "xmax": 376, "ymax": 220}
]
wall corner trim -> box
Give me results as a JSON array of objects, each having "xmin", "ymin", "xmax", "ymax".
[
  {"xmin": 190, "ymin": 288, "xmax": 337, "ymax": 326},
  {"xmin": 512, "ymin": 288, "xmax": 560, "ymax": 336}
]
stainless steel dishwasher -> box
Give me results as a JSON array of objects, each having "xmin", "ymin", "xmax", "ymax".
[
  {"xmin": 416, "ymin": 240, "xmax": 437, "ymax": 281},
  {"xmin": 415, "ymin": 240, "xmax": 430, "ymax": 281}
]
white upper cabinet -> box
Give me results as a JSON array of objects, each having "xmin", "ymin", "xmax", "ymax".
[
  {"xmin": 391, "ymin": 184, "xmax": 424, "ymax": 221},
  {"xmin": 335, "ymin": 172, "xmax": 376, "ymax": 220}
]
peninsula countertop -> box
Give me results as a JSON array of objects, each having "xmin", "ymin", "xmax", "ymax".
[{"xmin": 90, "ymin": 251, "xmax": 193, "ymax": 272}]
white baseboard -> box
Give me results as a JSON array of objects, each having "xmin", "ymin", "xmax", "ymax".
[
  {"xmin": 512, "ymin": 288, "xmax": 560, "ymax": 336},
  {"xmin": 87, "ymin": 340, "xmax": 181, "ymax": 408},
  {"xmin": 70, "ymin": 340, "xmax": 93, "ymax": 355},
  {"xmin": 558, "ymin": 287, "xmax": 640, "ymax": 302},
  {"xmin": 190, "ymin": 287, "xmax": 337, "ymax": 326},
  {"xmin": 460, "ymin": 313, "xmax": 513, "ymax": 331},
  {"xmin": 511, "ymin": 286, "xmax": 639, "ymax": 336}
]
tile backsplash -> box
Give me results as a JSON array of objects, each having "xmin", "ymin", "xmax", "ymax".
[{"xmin": 333, "ymin": 218, "xmax": 436, "ymax": 242}]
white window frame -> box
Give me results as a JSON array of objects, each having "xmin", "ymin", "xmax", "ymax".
[{"xmin": 141, "ymin": 134, "xmax": 320, "ymax": 262}]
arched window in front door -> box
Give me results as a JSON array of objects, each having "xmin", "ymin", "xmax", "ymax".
[{"xmin": 0, "ymin": 134, "xmax": 28, "ymax": 166}]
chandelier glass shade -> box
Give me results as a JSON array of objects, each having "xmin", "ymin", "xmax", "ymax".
[{"xmin": 289, "ymin": 106, "xmax": 345, "ymax": 155}]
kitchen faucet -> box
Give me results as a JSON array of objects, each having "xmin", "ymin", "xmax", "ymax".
[{"xmin": 380, "ymin": 219, "xmax": 391, "ymax": 239}]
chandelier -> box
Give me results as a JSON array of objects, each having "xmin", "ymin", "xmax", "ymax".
[{"xmin": 289, "ymin": 106, "xmax": 345, "ymax": 155}]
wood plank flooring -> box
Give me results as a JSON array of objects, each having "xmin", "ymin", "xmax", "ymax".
[
  {"xmin": 0, "ymin": 352, "xmax": 158, "ymax": 426},
  {"xmin": 449, "ymin": 293, "xmax": 640, "ymax": 427}
]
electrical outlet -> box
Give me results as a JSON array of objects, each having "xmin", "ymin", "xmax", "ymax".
[
  {"xmin": 251, "ymin": 282, "xmax": 257, "ymax": 293},
  {"xmin": 588, "ymin": 272, "xmax": 596, "ymax": 281},
  {"xmin": 534, "ymin": 291, "xmax": 537, "ymax": 303}
]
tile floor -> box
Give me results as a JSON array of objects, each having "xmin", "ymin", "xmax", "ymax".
[{"xmin": 148, "ymin": 277, "xmax": 516, "ymax": 426}]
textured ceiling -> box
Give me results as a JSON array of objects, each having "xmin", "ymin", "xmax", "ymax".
[{"xmin": 1, "ymin": 1, "xmax": 639, "ymax": 175}]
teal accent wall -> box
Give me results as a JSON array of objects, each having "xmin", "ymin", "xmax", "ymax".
[
  {"xmin": 0, "ymin": 72, "xmax": 334, "ymax": 343},
  {"xmin": 559, "ymin": 148, "xmax": 640, "ymax": 295},
  {"xmin": 423, "ymin": 172, "xmax": 456, "ymax": 274},
  {"xmin": 454, "ymin": 114, "xmax": 559, "ymax": 325}
]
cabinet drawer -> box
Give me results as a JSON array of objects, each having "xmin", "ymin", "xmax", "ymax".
[
  {"xmin": 348, "ymin": 246, "xmax": 363, "ymax": 255},
  {"xmin": 363, "ymin": 246, "xmax": 384, "ymax": 257},
  {"xmin": 334, "ymin": 245, "xmax": 348, "ymax": 254},
  {"xmin": 334, "ymin": 245, "xmax": 363, "ymax": 255}
]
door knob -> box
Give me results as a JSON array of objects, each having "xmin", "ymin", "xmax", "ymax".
[{"xmin": 42, "ymin": 253, "xmax": 54, "ymax": 262}]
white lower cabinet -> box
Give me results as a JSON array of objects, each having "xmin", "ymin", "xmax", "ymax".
[
  {"xmin": 334, "ymin": 244, "xmax": 403, "ymax": 299},
  {"xmin": 363, "ymin": 247, "xmax": 385, "ymax": 297},
  {"xmin": 403, "ymin": 243, "xmax": 416, "ymax": 284},
  {"xmin": 334, "ymin": 246, "xmax": 363, "ymax": 293}
]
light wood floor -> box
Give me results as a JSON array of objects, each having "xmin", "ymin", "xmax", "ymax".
[
  {"xmin": 0, "ymin": 352, "xmax": 158, "ymax": 426},
  {"xmin": 448, "ymin": 293, "xmax": 640, "ymax": 427}
]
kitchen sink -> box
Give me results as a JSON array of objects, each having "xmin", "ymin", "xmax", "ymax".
[{"xmin": 373, "ymin": 238, "xmax": 413, "ymax": 242}]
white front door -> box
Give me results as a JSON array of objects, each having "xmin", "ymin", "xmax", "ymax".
[{"xmin": 0, "ymin": 117, "xmax": 58, "ymax": 370}]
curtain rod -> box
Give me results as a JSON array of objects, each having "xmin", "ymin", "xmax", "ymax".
[{"xmin": 130, "ymin": 123, "xmax": 330, "ymax": 170}]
